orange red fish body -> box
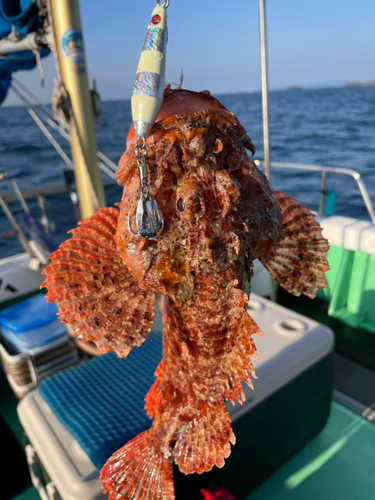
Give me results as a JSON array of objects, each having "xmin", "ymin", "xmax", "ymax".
[{"xmin": 42, "ymin": 88, "xmax": 329, "ymax": 500}]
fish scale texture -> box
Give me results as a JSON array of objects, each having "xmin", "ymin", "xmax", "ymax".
[{"xmin": 39, "ymin": 331, "xmax": 162, "ymax": 469}]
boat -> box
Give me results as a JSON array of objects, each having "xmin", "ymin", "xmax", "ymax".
[{"xmin": 1, "ymin": 1, "xmax": 375, "ymax": 499}]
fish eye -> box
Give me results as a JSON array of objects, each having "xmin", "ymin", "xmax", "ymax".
[{"xmin": 177, "ymin": 198, "xmax": 185, "ymax": 212}]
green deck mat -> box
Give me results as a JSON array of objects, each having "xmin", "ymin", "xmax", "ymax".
[
  {"xmin": 246, "ymin": 401, "xmax": 375, "ymax": 500},
  {"xmin": 13, "ymin": 487, "xmax": 40, "ymax": 500}
]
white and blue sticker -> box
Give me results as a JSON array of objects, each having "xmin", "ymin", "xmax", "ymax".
[{"xmin": 61, "ymin": 28, "xmax": 85, "ymax": 64}]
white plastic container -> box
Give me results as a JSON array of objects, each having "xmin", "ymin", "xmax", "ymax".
[
  {"xmin": 318, "ymin": 215, "xmax": 375, "ymax": 255},
  {"xmin": 228, "ymin": 294, "xmax": 334, "ymax": 420}
]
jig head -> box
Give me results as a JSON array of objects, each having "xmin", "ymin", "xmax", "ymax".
[{"xmin": 129, "ymin": 0, "xmax": 169, "ymax": 239}]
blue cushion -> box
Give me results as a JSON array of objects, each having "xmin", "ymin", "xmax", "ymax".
[{"xmin": 39, "ymin": 331, "xmax": 163, "ymax": 469}]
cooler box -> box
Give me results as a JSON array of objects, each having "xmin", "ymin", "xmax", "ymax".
[
  {"xmin": 0, "ymin": 294, "xmax": 66, "ymax": 353},
  {"xmin": 18, "ymin": 295, "xmax": 334, "ymax": 500},
  {"xmin": 0, "ymin": 294, "xmax": 79, "ymax": 396}
]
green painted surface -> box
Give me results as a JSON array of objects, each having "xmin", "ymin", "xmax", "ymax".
[
  {"xmin": 14, "ymin": 487, "xmax": 40, "ymax": 500},
  {"xmin": 317, "ymin": 245, "xmax": 347, "ymax": 302},
  {"xmin": 317, "ymin": 245, "xmax": 375, "ymax": 333},
  {"xmin": 246, "ymin": 402, "xmax": 375, "ymax": 500}
]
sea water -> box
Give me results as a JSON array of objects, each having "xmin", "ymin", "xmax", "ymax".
[{"xmin": 0, "ymin": 86, "xmax": 374, "ymax": 258}]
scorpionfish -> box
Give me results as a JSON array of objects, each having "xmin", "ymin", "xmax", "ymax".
[{"xmin": 42, "ymin": 87, "xmax": 329, "ymax": 500}]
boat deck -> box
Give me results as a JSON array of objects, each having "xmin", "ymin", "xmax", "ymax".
[
  {"xmin": 246, "ymin": 401, "xmax": 375, "ymax": 500},
  {"xmin": 2, "ymin": 357, "xmax": 375, "ymax": 500}
]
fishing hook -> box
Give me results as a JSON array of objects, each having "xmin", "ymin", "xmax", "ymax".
[
  {"xmin": 127, "ymin": 137, "xmax": 164, "ymax": 240},
  {"xmin": 128, "ymin": 211, "xmax": 140, "ymax": 238}
]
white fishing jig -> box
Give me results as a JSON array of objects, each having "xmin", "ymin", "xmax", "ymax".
[{"xmin": 128, "ymin": 0, "xmax": 169, "ymax": 240}]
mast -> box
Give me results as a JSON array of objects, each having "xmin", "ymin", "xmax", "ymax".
[
  {"xmin": 49, "ymin": 0, "xmax": 105, "ymax": 218},
  {"xmin": 258, "ymin": 0, "xmax": 271, "ymax": 181}
]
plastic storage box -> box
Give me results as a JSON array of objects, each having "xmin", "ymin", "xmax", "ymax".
[
  {"xmin": 315, "ymin": 216, "xmax": 375, "ymax": 333},
  {"xmin": 0, "ymin": 295, "xmax": 79, "ymax": 397},
  {"xmin": 0, "ymin": 294, "xmax": 66, "ymax": 353},
  {"xmin": 18, "ymin": 295, "xmax": 334, "ymax": 500},
  {"xmin": 1, "ymin": 336, "xmax": 79, "ymax": 397}
]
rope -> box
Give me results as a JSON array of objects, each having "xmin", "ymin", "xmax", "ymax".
[
  {"xmin": 12, "ymin": 77, "xmax": 62, "ymax": 123},
  {"xmin": 11, "ymin": 83, "xmax": 75, "ymax": 170},
  {"xmin": 12, "ymin": 78, "xmax": 118, "ymax": 176}
]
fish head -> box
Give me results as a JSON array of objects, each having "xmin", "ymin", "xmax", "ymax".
[{"xmin": 115, "ymin": 88, "xmax": 281, "ymax": 299}]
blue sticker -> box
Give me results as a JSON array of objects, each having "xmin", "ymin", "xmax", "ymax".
[{"xmin": 62, "ymin": 28, "xmax": 85, "ymax": 63}]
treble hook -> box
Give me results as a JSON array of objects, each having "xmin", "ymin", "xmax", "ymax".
[
  {"xmin": 127, "ymin": 137, "xmax": 164, "ymax": 239},
  {"xmin": 128, "ymin": 211, "xmax": 140, "ymax": 238}
]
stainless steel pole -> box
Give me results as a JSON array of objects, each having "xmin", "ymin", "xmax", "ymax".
[
  {"xmin": 319, "ymin": 171, "xmax": 328, "ymax": 216},
  {"xmin": 259, "ymin": 0, "xmax": 271, "ymax": 181},
  {"xmin": 259, "ymin": 0, "xmax": 276, "ymax": 300}
]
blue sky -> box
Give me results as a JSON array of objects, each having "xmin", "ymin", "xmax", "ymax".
[{"xmin": 3, "ymin": 0, "xmax": 375, "ymax": 106}]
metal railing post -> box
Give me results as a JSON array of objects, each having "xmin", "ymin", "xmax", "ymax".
[
  {"xmin": 259, "ymin": 0, "xmax": 271, "ymax": 182},
  {"xmin": 259, "ymin": 0, "xmax": 275, "ymax": 300},
  {"xmin": 319, "ymin": 171, "xmax": 328, "ymax": 216}
]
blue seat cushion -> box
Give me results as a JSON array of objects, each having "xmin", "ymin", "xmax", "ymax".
[{"xmin": 39, "ymin": 331, "xmax": 162, "ymax": 469}]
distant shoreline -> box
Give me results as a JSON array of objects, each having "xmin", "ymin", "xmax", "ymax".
[
  {"xmin": 2, "ymin": 83, "xmax": 375, "ymax": 108},
  {"xmin": 344, "ymin": 80, "xmax": 375, "ymax": 88}
]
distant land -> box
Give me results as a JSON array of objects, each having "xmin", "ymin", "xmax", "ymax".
[
  {"xmin": 282, "ymin": 81, "xmax": 375, "ymax": 92},
  {"xmin": 345, "ymin": 80, "xmax": 375, "ymax": 88}
]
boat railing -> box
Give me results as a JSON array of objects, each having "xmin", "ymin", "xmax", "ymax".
[
  {"xmin": 0, "ymin": 177, "xmax": 117, "ymax": 261},
  {"xmin": 0, "ymin": 178, "xmax": 116, "ymax": 206},
  {"xmin": 256, "ymin": 160, "xmax": 375, "ymax": 226}
]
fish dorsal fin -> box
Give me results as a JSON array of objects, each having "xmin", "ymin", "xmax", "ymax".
[
  {"xmin": 42, "ymin": 207, "xmax": 155, "ymax": 357},
  {"xmin": 259, "ymin": 191, "xmax": 330, "ymax": 299}
]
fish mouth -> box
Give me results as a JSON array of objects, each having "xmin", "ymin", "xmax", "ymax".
[
  {"xmin": 155, "ymin": 88, "xmax": 230, "ymax": 122},
  {"xmin": 126, "ymin": 88, "xmax": 232, "ymax": 148}
]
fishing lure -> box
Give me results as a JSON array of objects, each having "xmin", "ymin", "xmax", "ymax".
[{"xmin": 130, "ymin": 0, "xmax": 169, "ymax": 240}]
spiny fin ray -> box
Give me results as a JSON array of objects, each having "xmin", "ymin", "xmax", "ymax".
[
  {"xmin": 260, "ymin": 191, "xmax": 330, "ymax": 299},
  {"xmin": 42, "ymin": 207, "xmax": 155, "ymax": 357},
  {"xmin": 100, "ymin": 430, "xmax": 175, "ymax": 500},
  {"xmin": 173, "ymin": 400, "xmax": 235, "ymax": 474}
]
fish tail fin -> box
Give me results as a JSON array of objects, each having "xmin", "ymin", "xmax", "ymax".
[
  {"xmin": 100, "ymin": 430, "xmax": 175, "ymax": 500},
  {"xmin": 173, "ymin": 399, "xmax": 235, "ymax": 474},
  {"xmin": 259, "ymin": 191, "xmax": 330, "ymax": 299}
]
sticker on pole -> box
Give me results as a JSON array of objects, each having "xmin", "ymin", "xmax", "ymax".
[{"xmin": 62, "ymin": 28, "xmax": 85, "ymax": 63}]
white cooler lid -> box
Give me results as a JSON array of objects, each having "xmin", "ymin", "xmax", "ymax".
[
  {"xmin": 228, "ymin": 294, "xmax": 334, "ymax": 420},
  {"xmin": 18, "ymin": 390, "xmax": 107, "ymax": 500}
]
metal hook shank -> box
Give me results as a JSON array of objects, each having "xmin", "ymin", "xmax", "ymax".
[{"xmin": 128, "ymin": 137, "xmax": 164, "ymax": 239}]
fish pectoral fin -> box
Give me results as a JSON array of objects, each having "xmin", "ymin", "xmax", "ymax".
[
  {"xmin": 173, "ymin": 400, "xmax": 235, "ymax": 475},
  {"xmin": 42, "ymin": 207, "xmax": 155, "ymax": 358},
  {"xmin": 101, "ymin": 430, "xmax": 175, "ymax": 500},
  {"xmin": 259, "ymin": 191, "xmax": 330, "ymax": 299}
]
